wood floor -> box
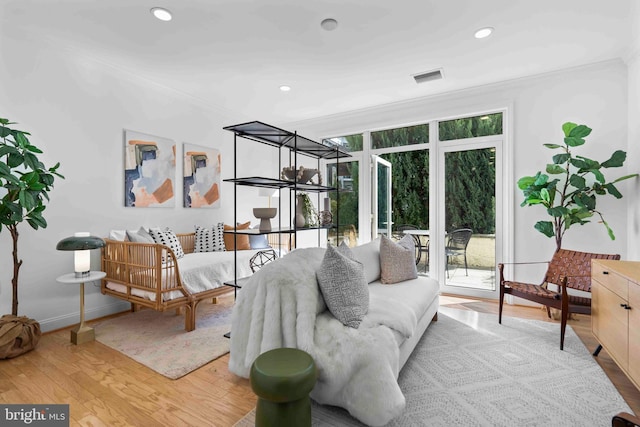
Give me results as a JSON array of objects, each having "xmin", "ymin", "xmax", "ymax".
[{"xmin": 0, "ymin": 295, "xmax": 637, "ymax": 426}]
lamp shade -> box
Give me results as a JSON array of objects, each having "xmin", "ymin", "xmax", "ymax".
[{"xmin": 56, "ymin": 235, "xmax": 106, "ymax": 251}]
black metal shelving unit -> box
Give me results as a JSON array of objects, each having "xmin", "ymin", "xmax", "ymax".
[{"xmin": 222, "ymin": 120, "xmax": 351, "ymax": 291}]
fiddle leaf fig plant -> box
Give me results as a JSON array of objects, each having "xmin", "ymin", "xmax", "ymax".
[
  {"xmin": 0, "ymin": 118, "xmax": 64, "ymax": 316},
  {"xmin": 518, "ymin": 122, "xmax": 637, "ymax": 251}
]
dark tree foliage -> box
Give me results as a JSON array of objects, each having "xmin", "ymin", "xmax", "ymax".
[
  {"xmin": 372, "ymin": 124, "xmax": 428, "ymax": 149},
  {"xmin": 381, "ymin": 151, "xmax": 429, "ymax": 229},
  {"xmin": 444, "ymin": 149, "xmax": 496, "ymax": 234},
  {"xmin": 439, "ymin": 113, "xmax": 503, "ymax": 141},
  {"xmin": 328, "ymin": 159, "xmax": 359, "ymax": 235}
]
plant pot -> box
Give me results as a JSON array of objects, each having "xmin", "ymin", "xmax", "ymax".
[{"xmin": 0, "ymin": 315, "xmax": 41, "ymax": 359}]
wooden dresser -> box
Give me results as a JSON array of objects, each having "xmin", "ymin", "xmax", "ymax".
[{"xmin": 591, "ymin": 259, "xmax": 640, "ymax": 390}]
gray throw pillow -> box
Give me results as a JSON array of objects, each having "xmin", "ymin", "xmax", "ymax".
[
  {"xmin": 380, "ymin": 234, "xmax": 418, "ymax": 284},
  {"xmin": 317, "ymin": 244, "xmax": 369, "ymax": 328},
  {"xmin": 249, "ymin": 225, "xmax": 270, "ymax": 249},
  {"xmin": 126, "ymin": 226, "xmax": 154, "ymax": 244}
]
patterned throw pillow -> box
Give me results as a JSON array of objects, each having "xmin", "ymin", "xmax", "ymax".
[
  {"xmin": 194, "ymin": 223, "xmax": 226, "ymax": 252},
  {"xmin": 316, "ymin": 244, "xmax": 369, "ymax": 328},
  {"xmin": 149, "ymin": 227, "xmax": 185, "ymax": 260},
  {"xmin": 379, "ymin": 234, "xmax": 418, "ymax": 284}
]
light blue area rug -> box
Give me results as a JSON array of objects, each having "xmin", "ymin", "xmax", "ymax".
[{"xmin": 236, "ymin": 307, "xmax": 633, "ymax": 426}]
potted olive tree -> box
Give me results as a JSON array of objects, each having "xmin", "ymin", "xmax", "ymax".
[
  {"xmin": 518, "ymin": 122, "xmax": 637, "ymax": 251},
  {"xmin": 0, "ymin": 118, "xmax": 64, "ymax": 358}
]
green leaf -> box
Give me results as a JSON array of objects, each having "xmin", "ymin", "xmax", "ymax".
[
  {"xmin": 546, "ymin": 164, "xmax": 564, "ymax": 174},
  {"xmin": 543, "ymin": 143, "xmax": 563, "ymax": 149},
  {"xmin": 534, "ymin": 221, "xmax": 555, "ymax": 238},
  {"xmin": 13, "ymin": 131, "xmax": 29, "ymax": 147},
  {"xmin": 0, "ymin": 145, "xmax": 18, "ymax": 158},
  {"xmin": 540, "ymin": 188, "xmax": 550, "ymax": 203},
  {"xmin": 605, "ymin": 183, "xmax": 623, "ymax": 198},
  {"xmin": 564, "ymin": 136, "xmax": 585, "ymax": 147},
  {"xmin": 575, "ymin": 156, "xmax": 600, "ymax": 170},
  {"xmin": 601, "ymin": 150, "xmax": 626, "ymax": 168},
  {"xmin": 602, "ymin": 219, "xmax": 615, "ymax": 240},
  {"xmin": 590, "ymin": 169, "xmax": 605, "ymax": 183},
  {"xmin": 570, "ymin": 158, "xmax": 589, "ymax": 169},
  {"xmin": 552, "ymin": 153, "xmax": 570, "ymax": 164},
  {"xmin": 569, "ymin": 174, "xmax": 586, "ymax": 189},
  {"xmin": 568, "ymin": 124, "xmax": 592, "ymax": 138},
  {"xmin": 25, "ymin": 144, "xmax": 43, "ymax": 154},
  {"xmin": 548, "ymin": 206, "xmax": 568, "ymax": 217},
  {"xmin": 0, "ymin": 126, "xmax": 11, "ymax": 138},
  {"xmin": 575, "ymin": 193, "xmax": 596, "ymax": 210},
  {"xmin": 533, "ymin": 173, "xmax": 549, "ymax": 186},
  {"xmin": 517, "ymin": 176, "xmax": 536, "ymax": 190},
  {"xmin": 7, "ymin": 152, "xmax": 23, "ymax": 168},
  {"xmin": 612, "ymin": 173, "xmax": 639, "ymax": 183},
  {"xmin": 562, "ymin": 122, "xmax": 577, "ymax": 137}
]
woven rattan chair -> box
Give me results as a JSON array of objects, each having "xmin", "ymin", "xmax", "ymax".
[{"xmin": 499, "ymin": 248, "xmax": 620, "ymax": 350}]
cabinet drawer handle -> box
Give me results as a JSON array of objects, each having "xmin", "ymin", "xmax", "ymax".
[
  {"xmin": 603, "ymin": 271, "xmax": 609, "ymax": 275},
  {"xmin": 620, "ymin": 304, "xmax": 631, "ymax": 310}
]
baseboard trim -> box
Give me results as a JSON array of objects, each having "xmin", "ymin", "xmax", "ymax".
[{"xmin": 39, "ymin": 301, "xmax": 131, "ymax": 333}]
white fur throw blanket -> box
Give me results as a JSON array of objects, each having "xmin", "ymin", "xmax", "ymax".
[{"xmin": 229, "ymin": 248, "xmax": 417, "ymax": 426}]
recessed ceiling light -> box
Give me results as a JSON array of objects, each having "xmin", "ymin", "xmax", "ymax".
[
  {"xmin": 474, "ymin": 27, "xmax": 494, "ymax": 39},
  {"xmin": 321, "ymin": 18, "xmax": 338, "ymax": 31},
  {"xmin": 279, "ymin": 85, "xmax": 291, "ymax": 92},
  {"xmin": 151, "ymin": 7, "xmax": 172, "ymax": 22}
]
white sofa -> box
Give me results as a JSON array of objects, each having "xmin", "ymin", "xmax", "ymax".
[{"xmin": 229, "ymin": 238, "xmax": 439, "ymax": 426}]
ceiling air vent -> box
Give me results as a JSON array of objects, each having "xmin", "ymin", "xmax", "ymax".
[{"xmin": 412, "ymin": 68, "xmax": 444, "ymax": 84}]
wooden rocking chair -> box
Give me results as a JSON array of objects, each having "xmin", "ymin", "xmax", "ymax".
[{"xmin": 499, "ymin": 248, "xmax": 620, "ymax": 350}]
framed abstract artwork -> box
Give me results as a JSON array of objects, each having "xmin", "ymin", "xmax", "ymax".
[
  {"xmin": 124, "ymin": 130, "xmax": 176, "ymax": 207},
  {"xmin": 183, "ymin": 143, "xmax": 221, "ymax": 208}
]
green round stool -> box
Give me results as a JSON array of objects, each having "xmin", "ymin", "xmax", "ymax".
[{"xmin": 250, "ymin": 347, "xmax": 317, "ymax": 427}]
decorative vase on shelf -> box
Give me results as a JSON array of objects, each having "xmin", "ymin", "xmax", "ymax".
[{"xmin": 295, "ymin": 195, "xmax": 306, "ymax": 228}]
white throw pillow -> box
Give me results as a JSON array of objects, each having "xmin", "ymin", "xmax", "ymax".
[
  {"xmin": 194, "ymin": 223, "xmax": 226, "ymax": 252},
  {"xmin": 350, "ymin": 237, "xmax": 381, "ymax": 283},
  {"xmin": 379, "ymin": 234, "xmax": 418, "ymax": 284},
  {"xmin": 316, "ymin": 244, "xmax": 369, "ymax": 328},
  {"xmin": 108, "ymin": 229, "xmax": 128, "ymax": 241}
]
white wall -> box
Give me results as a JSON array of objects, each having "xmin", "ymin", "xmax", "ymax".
[
  {"xmin": 0, "ymin": 32, "xmax": 277, "ymax": 331},
  {"xmin": 627, "ymin": 2, "xmax": 640, "ymax": 260},
  {"xmin": 288, "ymin": 60, "xmax": 631, "ymax": 271}
]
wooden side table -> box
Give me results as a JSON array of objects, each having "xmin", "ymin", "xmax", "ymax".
[{"xmin": 56, "ymin": 271, "xmax": 106, "ymax": 345}]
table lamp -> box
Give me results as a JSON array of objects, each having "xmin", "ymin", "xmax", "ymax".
[{"xmin": 56, "ymin": 232, "xmax": 106, "ymax": 344}]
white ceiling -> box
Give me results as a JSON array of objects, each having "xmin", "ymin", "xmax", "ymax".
[{"xmin": 2, "ymin": 0, "xmax": 632, "ymax": 123}]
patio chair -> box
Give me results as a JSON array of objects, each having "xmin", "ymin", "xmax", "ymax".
[
  {"xmin": 393, "ymin": 224, "xmax": 422, "ymax": 265},
  {"xmin": 498, "ymin": 248, "xmax": 620, "ymax": 350},
  {"xmin": 445, "ymin": 228, "xmax": 472, "ymax": 278}
]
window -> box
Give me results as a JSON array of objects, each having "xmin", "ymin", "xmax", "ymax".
[
  {"xmin": 371, "ymin": 124, "xmax": 428, "ymax": 149},
  {"xmin": 439, "ymin": 112, "xmax": 502, "ymax": 141},
  {"xmin": 323, "ymin": 134, "xmax": 363, "ymax": 152}
]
